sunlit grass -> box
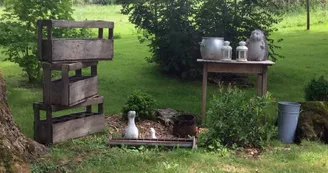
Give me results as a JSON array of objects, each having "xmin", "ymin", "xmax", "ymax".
[{"xmin": 1, "ymin": 4, "xmax": 328, "ymax": 173}]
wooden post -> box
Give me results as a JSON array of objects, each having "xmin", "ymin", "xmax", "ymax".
[
  {"xmin": 307, "ymin": 0, "xmax": 310, "ymax": 30},
  {"xmin": 98, "ymin": 28, "xmax": 103, "ymax": 39},
  {"xmin": 46, "ymin": 108, "xmax": 53, "ymax": 144},
  {"xmin": 257, "ymin": 74, "xmax": 263, "ymax": 96},
  {"xmin": 61, "ymin": 65, "xmax": 69, "ymax": 106},
  {"xmin": 75, "ymin": 69, "xmax": 82, "ymax": 77},
  {"xmin": 33, "ymin": 103, "xmax": 40, "ymax": 141},
  {"xmin": 201, "ymin": 63, "xmax": 208, "ymax": 122},
  {"xmin": 43, "ymin": 63, "xmax": 52, "ymax": 104},
  {"xmin": 37, "ymin": 21, "xmax": 43, "ymax": 61},
  {"xmin": 262, "ymin": 68, "xmax": 268, "ymax": 96}
]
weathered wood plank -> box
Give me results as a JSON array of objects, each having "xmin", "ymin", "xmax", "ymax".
[
  {"xmin": 98, "ymin": 28, "xmax": 103, "ymax": 39},
  {"xmin": 33, "ymin": 103, "xmax": 40, "ymax": 141},
  {"xmin": 52, "ymin": 113, "xmax": 104, "ymax": 143},
  {"xmin": 37, "ymin": 20, "xmax": 43, "ymax": 61},
  {"xmin": 262, "ymin": 68, "xmax": 268, "ymax": 95},
  {"xmin": 207, "ymin": 63, "xmax": 263, "ymax": 74},
  {"xmin": 69, "ymin": 76, "xmax": 98, "ymax": 105},
  {"xmin": 201, "ymin": 64, "xmax": 208, "ymax": 122},
  {"xmin": 51, "ymin": 20, "xmax": 114, "ymax": 28},
  {"xmin": 42, "ymin": 39, "xmax": 113, "ymax": 62},
  {"xmin": 51, "ymin": 76, "xmax": 98, "ymax": 106},
  {"xmin": 36, "ymin": 96, "xmax": 103, "ymax": 112},
  {"xmin": 257, "ymin": 74, "xmax": 263, "ymax": 96},
  {"xmin": 43, "ymin": 63, "xmax": 52, "ymax": 104},
  {"xmin": 61, "ymin": 65, "xmax": 69, "ymax": 106}
]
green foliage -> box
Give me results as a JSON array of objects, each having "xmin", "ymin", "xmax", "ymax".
[
  {"xmin": 122, "ymin": 90, "xmax": 156, "ymax": 121},
  {"xmin": 196, "ymin": 0, "xmax": 283, "ymax": 61},
  {"xmin": 122, "ymin": 0, "xmax": 283, "ymax": 78},
  {"xmin": 199, "ymin": 87, "xmax": 276, "ymax": 148},
  {"xmin": 122, "ymin": 0, "xmax": 201, "ymax": 78},
  {"xmin": 85, "ymin": 0, "xmax": 117, "ymax": 5},
  {"xmin": 305, "ymin": 76, "xmax": 328, "ymax": 101},
  {"xmin": 0, "ymin": 0, "xmax": 89, "ymax": 83}
]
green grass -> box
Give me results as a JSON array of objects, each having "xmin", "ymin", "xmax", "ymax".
[
  {"xmin": 31, "ymin": 134, "xmax": 328, "ymax": 173},
  {"xmin": 1, "ymin": 5, "xmax": 328, "ymax": 173}
]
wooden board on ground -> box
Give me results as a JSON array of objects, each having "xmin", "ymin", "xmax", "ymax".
[{"xmin": 108, "ymin": 137, "xmax": 197, "ymax": 149}]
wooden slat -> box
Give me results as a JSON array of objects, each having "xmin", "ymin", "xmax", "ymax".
[
  {"xmin": 201, "ymin": 64, "xmax": 208, "ymax": 121},
  {"xmin": 46, "ymin": 109, "xmax": 53, "ymax": 144},
  {"xmin": 262, "ymin": 68, "xmax": 268, "ymax": 95},
  {"xmin": 51, "ymin": 76, "xmax": 98, "ymax": 106},
  {"xmin": 42, "ymin": 39, "xmax": 113, "ymax": 62},
  {"xmin": 69, "ymin": 76, "xmax": 98, "ymax": 105},
  {"xmin": 207, "ymin": 63, "xmax": 264, "ymax": 74},
  {"xmin": 108, "ymin": 137, "xmax": 196, "ymax": 148},
  {"xmin": 257, "ymin": 74, "xmax": 263, "ymax": 96},
  {"xmin": 52, "ymin": 113, "xmax": 104, "ymax": 143},
  {"xmin": 98, "ymin": 28, "xmax": 103, "ymax": 38},
  {"xmin": 33, "ymin": 103, "xmax": 40, "ymax": 141},
  {"xmin": 43, "ymin": 63, "xmax": 52, "ymax": 104},
  {"xmin": 51, "ymin": 20, "xmax": 114, "ymax": 28},
  {"xmin": 36, "ymin": 96, "xmax": 104, "ymax": 112},
  {"xmin": 37, "ymin": 20, "xmax": 43, "ymax": 61},
  {"xmin": 44, "ymin": 61, "xmax": 98, "ymax": 71},
  {"xmin": 75, "ymin": 69, "xmax": 82, "ymax": 77},
  {"xmin": 61, "ymin": 65, "xmax": 69, "ymax": 106}
]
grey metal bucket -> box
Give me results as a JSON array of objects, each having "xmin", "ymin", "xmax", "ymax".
[{"xmin": 278, "ymin": 102, "xmax": 301, "ymax": 144}]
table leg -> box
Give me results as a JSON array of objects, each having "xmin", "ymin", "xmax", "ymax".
[
  {"xmin": 257, "ymin": 74, "xmax": 263, "ymax": 96},
  {"xmin": 262, "ymin": 68, "xmax": 268, "ymax": 96},
  {"xmin": 202, "ymin": 63, "xmax": 208, "ymax": 122}
]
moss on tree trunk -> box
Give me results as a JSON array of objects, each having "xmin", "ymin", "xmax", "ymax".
[{"xmin": 0, "ymin": 70, "xmax": 48, "ymax": 172}]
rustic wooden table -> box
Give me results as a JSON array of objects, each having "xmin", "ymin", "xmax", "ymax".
[{"xmin": 197, "ymin": 59, "xmax": 275, "ymax": 121}]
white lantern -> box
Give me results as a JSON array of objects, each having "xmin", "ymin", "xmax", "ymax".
[
  {"xmin": 236, "ymin": 41, "xmax": 248, "ymax": 62},
  {"xmin": 221, "ymin": 41, "xmax": 232, "ymax": 61}
]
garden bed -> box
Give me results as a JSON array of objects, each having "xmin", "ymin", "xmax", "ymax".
[{"xmin": 105, "ymin": 114, "xmax": 204, "ymax": 139}]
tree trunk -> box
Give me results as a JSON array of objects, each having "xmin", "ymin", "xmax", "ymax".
[{"xmin": 0, "ymin": 70, "xmax": 48, "ymax": 173}]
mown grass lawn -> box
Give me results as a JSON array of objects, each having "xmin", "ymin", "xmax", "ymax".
[{"xmin": 1, "ymin": 5, "xmax": 328, "ymax": 173}]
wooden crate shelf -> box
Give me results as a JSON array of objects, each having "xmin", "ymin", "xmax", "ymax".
[
  {"xmin": 50, "ymin": 75, "xmax": 98, "ymax": 106},
  {"xmin": 33, "ymin": 96, "xmax": 104, "ymax": 145},
  {"xmin": 43, "ymin": 62, "xmax": 99, "ymax": 106},
  {"xmin": 37, "ymin": 20, "xmax": 114, "ymax": 62}
]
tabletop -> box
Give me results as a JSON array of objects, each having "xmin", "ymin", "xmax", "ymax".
[{"xmin": 197, "ymin": 59, "xmax": 275, "ymax": 65}]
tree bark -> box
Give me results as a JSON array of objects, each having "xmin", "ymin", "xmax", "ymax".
[{"xmin": 0, "ymin": 70, "xmax": 48, "ymax": 173}]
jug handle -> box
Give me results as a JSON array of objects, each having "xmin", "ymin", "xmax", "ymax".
[{"xmin": 199, "ymin": 42, "xmax": 205, "ymax": 47}]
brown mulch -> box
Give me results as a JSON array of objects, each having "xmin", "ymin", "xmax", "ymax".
[{"xmin": 105, "ymin": 114, "xmax": 176, "ymax": 139}]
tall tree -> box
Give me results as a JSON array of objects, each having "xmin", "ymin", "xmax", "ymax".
[{"xmin": 0, "ymin": 70, "xmax": 48, "ymax": 172}]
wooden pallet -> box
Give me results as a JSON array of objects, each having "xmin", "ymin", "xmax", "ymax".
[
  {"xmin": 33, "ymin": 96, "xmax": 104, "ymax": 145},
  {"xmin": 108, "ymin": 137, "xmax": 197, "ymax": 149}
]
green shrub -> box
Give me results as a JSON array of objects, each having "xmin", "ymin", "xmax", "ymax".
[
  {"xmin": 199, "ymin": 87, "xmax": 276, "ymax": 149},
  {"xmin": 122, "ymin": 90, "xmax": 156, "ymax": 121},
  {"xmin": 305, "ymin": 76, "xmax": 328, "ymax": 101},
  {"xmin": 85, "ymin": 0, "xmax": 117, "ymax": 5},
  {"xmin": 122, "ymin": 0, "xmax": 283, "ymax": 79},
  {"xmin": 0, "ymin": 0, "xmax": 90, "ymax": 83}
]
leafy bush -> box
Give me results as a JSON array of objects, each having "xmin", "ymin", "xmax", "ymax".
[
  {"xmin": 0, "ymin": 0, "xmax": 89, "ymax": 83},
  {"xmin": 304, "ymin": 76, "xmax": 328, "ymax": 101},
  {"xmin": 85, "ymin": 0, "xmax": 117, "ymax": 5},
  {"xmin": 122, "ymin": 90, "xmax": 156, "ymax": 121},
  {"xmin": 122, "ymin": 0, "xmax": 201, "ymax": 78},
  {"xmin": 198, "ymin": 87, "xmax": 276, "ymax": 149},
  {"xmin": 122, "ymin": 0, "xmax": 283, "ymax": 79}
]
